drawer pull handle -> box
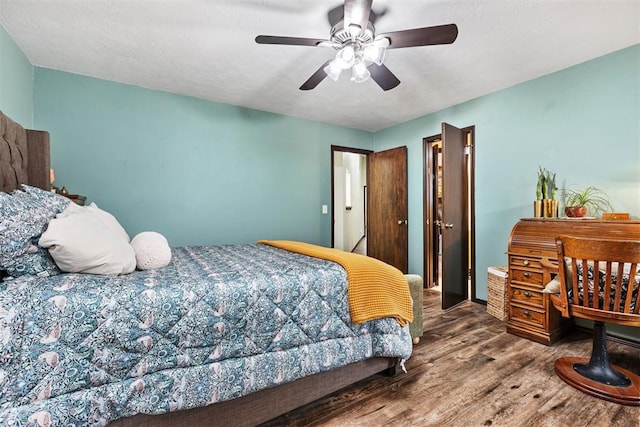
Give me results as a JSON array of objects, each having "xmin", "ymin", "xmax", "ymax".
[
  {"xmin": 524, "ymin": 291, "xmax": 531, "ymax": 297},
  {"xmin": 523, "ymin": 272, "xmax": 531, "ymax": 278},
  {"xmin": 522, "ymin": 260, "xmax": 529, "ymax": 266},
  {"xmin": 523, "ymin": 309, "xmax": 531, "ymax": 316}
]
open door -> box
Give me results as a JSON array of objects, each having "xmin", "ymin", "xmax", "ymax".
[
  {"xmin": 440, "ymin": 123, "xmax": 469, "ymax": 309},
  {"xmin": 367, "ymin": 146, "xmax": 408, "ymax": 273}
]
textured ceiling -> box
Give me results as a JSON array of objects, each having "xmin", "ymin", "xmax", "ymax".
[{"xmin": 1, "ymin": 0, "xmax": 638, "ymax": 132}]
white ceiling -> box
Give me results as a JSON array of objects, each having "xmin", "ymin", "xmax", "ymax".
[{"xmin": 1, "ymin": 1, "xmax": 638, "ymax": 132}]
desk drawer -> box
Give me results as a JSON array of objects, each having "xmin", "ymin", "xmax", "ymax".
[
  {"xmin": 509, "ymin": 304, "xmax": 545, "ymax": 330},
  {"xmin": 509, "ymin": 286, "xmax": 544, "ymax": 308},
  {"xmin": 510, "ymin": 256, "xmax": 542, "ymax": 270},
  {"xmin": 510, "ymin": 269, "xmax": 543, "ymax": 286}
]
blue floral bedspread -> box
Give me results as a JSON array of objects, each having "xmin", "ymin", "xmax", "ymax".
[{"xmin": 0, "ymin": 244, "xmax": 412, "ymax": 426}]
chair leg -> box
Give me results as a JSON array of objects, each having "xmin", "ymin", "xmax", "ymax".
[{"xmin": 573, "ymin": 321, "xmax": 631, "ymax": 387}]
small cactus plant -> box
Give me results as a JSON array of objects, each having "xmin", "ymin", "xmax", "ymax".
[
  {"xmin": 549, "ymin": 172, "xmax": 557, "ymax": 200},
  {"xmin": 536, "ymin": 166, "xmax": 545, "ymax": 200}
]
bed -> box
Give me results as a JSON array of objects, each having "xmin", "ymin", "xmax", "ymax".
[{"xmin": 0, "ymin": 111, "xmax": 413, "ymax": 426}]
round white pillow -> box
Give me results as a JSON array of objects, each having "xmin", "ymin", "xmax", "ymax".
[{"xmin": 131, "ymin": 232, "xmax": 172, "ymax": 270}]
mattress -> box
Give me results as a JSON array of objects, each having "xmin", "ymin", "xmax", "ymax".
[{"xmin": 0, "ymin": 243, "xmax": 412, "ymax": 426}]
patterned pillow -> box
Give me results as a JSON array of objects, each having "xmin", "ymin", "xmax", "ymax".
[
  {"xmin": 21, "ymin": 184, "xmax": 71, "ymax": 212},
  {"xmin": 568, "ymin": 263, "xmax": 640, "ymax": 312},
  {"xmin": 1, "ymin": 244, "xmax": 60, "ymax": 277},
  {"xmin": 0, "ymin": 188, "xmax": 69, "ymax": 277}
]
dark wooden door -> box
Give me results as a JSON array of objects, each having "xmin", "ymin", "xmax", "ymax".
[
  {"xmin": 441, "ymin": 123, "xmax": 468, "ymax": 309},
  {"xmin": 367, "ymin": 146, "xmax": 408, "ymax": 273}
]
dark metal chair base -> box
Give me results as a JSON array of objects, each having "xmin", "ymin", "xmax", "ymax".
[
  {"xmin": 571, "ymin": 321, "xmax": 631, "ymax": 387},
  {"xmin": 574, "ymin": 361, "xmax": 631, "ymax": 387}
]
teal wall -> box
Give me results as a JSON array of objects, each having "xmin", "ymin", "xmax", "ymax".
[
  {"xmin": 0, "ymin": 25, "xmax": 33, "ymax": 126},
  {"xmin": 374, "ymin": 44, "xmax": 640, "ymax": 301},
  {"xmin": 33, "ymin": 69, "xmax": 372, "ymax": 247}
]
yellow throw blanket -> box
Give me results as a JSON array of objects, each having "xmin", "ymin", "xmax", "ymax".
[{"xmin": 258, "ymin": 240, "xmax": 413, "ymax": 327}]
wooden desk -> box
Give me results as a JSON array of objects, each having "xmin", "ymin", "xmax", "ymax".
[{"xmin": 506, "ymin": 218, "xmax": 640, "ymax": 345}]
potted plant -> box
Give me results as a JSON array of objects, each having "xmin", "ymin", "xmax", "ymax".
[
  {"xmin": 534, "ymin": 166, "xmax": 545, "ymax": 217},
  {"xmin": 563, "ymin": 186, "xmax": 613, "ymax": 218},
  {"xmin": 534, "ymin": 166, "xmax": 558, "ymax": 217}
]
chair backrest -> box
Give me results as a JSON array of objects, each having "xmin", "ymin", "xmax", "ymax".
[
  {"xmin": 554, "ymin": 235, "xmax": 640, "ymax": 327},
  {"xmin": 602, "ymin": 212, "xmax": 630, "ymax": 220}
]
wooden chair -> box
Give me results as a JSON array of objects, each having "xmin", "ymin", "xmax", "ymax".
[{"xmin": 544, "ymin": 235, "xmax": 640, "ymax": 405}]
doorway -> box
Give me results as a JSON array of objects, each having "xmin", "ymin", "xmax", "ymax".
[
  {"xmin": 331, "ymin": 146, "xmax": 371, "ymax": 252},
  {"xmin": 423, "ymin": 124, "xmax": 476, "ymax": 310},
  {"xmin": 331, "ymin": 145, "xmax": 409, "ymax": 273}
]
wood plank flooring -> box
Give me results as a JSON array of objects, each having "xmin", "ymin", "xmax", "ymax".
[{"xmin": 262, "ymin": 289, "xmax": 640, "ymax": 426}]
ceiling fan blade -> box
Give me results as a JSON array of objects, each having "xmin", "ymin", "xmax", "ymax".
[
  {"xmin": 381, "ymin": 24, "xmax": 458, "ymax": 49},
  {"xmin": 369, "ymin": 8, "xmax": 387, "ymax": 25},
  {"xmin": 343, "ymin": 0, "xmax": 372, "ymax": 33},
  {"xmin": 300, "ymin": 61, "xmax": 331, "ymax": 90},
  {"xmin": 327, "ymin": 5, "xmax": 344, "ymax": 27},
  {"xmin": 368, "ymin": 63, "xmax": 400, "ymax": 91},
  {"xmin": 255, "ymin": 35, "xmax": 327, "ymax": 47}
]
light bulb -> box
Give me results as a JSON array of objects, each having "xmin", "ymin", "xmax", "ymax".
[{"xmin": 336, "ymin": 45, "xmax": 356, "ymax": 69}]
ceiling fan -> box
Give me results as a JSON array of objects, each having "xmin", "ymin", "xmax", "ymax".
[{"xmin": 255, "ymin": 0, "xmax": 458, "ymax": 91}]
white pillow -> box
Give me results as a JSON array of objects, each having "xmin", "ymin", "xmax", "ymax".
[
  {"xmin": 57, "ymin": 202, "xmax": 130, "ymax": 242},
  {"xmin": 131, "ymin": 232, "xmax": 172, "ymax": 270},
  {"xmin": 85, "ymin": 203, "xmax": 130, "ymax": 242},
  {"xmin": 57, "ymin": 201, "xmax": 85, "ymax": 217},
  {"xmin": 542, "ymin": 278, "xmax": 561, "ymax": 294},
  {"xmin": 39, "ymin": 213, "xmax": 136, "ymax": 275}
]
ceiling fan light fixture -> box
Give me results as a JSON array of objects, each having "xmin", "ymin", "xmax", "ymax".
[
  {"xmin": 336, "ymin": 44, "xmax": 356, "ymax": 69},
  {"xmin": 363, "ymin": 44, "xmax": 385, "ymax": 65},
  {"xmin": 364, "ymin": 36, "xmax": 389, "ymax": 65},
  {"xmin": 324, "ymin": 60, "xmax": 343, "ymax": 82},
  {"xmin": 373, "ymin": 36, "xmax": 390, "ymax": 48},
  {"xmin": 351, "ymin": 60, "xmax": 370, "ymax": 83}
]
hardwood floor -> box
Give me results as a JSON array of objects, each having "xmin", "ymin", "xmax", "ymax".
[{"xmin": 262, "ymin": 289, "xmax": 640, "ymax": 426}]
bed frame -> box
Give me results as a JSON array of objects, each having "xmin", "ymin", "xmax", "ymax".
[
  {"xmin": 113, "ymin": 359, "xmax": 396, "ymax": 427},
  {"xmin": 0, "ymin": 110, "xmax": 399, "ymax": 426}
]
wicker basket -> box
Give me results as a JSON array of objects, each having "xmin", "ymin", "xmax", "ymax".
[{"xmin": 487, "ymin": 266, "xmax": 508, "ymax": 321}]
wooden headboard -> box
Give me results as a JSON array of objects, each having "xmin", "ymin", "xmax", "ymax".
[{"xmin": 0, "ymin": 111, "xmax": 51, "ymax": 192}]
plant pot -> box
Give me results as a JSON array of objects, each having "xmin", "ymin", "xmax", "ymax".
[
  {"xmin": 544, "ymin": 199, "xmax": 559, "ymax": 218},
  {"xmin": 534, "ymin": 200, "xmax": 543, "ymax": 218},
  {"xmin": 564, "ymin": 206, "xmax": 588, "ymax": 218}
]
